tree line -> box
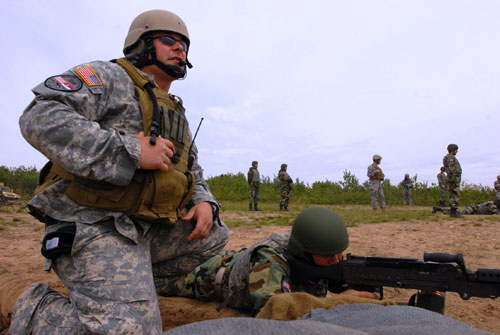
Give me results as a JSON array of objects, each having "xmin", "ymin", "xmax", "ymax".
[{"xmin": 0, "ymin": 165, "xmax": 495, "ymax": 206}]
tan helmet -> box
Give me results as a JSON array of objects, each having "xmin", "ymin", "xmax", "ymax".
[
  {"xmin": 124, "ymin": 10, "xmax": 190, "ymax": 55},
  {"xmin": 372, "ymin": 154, "xmax": 382, "ymax": 161}
]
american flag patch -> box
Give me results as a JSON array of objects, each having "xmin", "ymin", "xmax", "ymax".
[{"xmin": 75, "ymin": 66, "xmax": 102, "ymax": 86}]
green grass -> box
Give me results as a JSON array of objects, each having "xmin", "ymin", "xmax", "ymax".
[
  {"xmin": 219, "ymin": 202, "xmax": 500, "ymax": 228},
  {"xmin": 0, "ymin": 207, "xmax": 13, "ymax": 214}
]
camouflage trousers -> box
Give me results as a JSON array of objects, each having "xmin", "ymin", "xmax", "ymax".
[
  {"xmin": 159, "ymin": 249, "xmax": 243, "ymax": 301},
  {"xmin": 447, "ymin": 181, "xmax": 460, "ymax": 208},
  {"xmin": 249, "ymin": 182, "xmax": 260, "ymax": 204},
  {"xmin": 10, "ymin": 217, "xmax": 229, "ymax": 335},
  {"xmin": 439, "ymin": 186, "xmax": 448, "ymax": 204},
  {"xmin": 280, "ymin": 188, "xmax": 291, "ymax": 208},
  {"xmin": 402, "ymin": 188, "xmax": 412, "ymax": 205},
  {"xmin": 369, "ymin": 180, "xmax": 386, "ymax": 209}
]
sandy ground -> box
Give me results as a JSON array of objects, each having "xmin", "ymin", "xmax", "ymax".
[{"xmin": 0, "ymin": 208, "xmax": 499, "ymax": 333}]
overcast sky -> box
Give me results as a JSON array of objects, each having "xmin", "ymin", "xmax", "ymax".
[{"xmin": 1, "ymin": 0, "xmax": 499, "ymax": 188}]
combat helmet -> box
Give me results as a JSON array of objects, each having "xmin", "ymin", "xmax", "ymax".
[
  {"xmin": 497, "ymin": 175, "xmax": 500, "ymax": 180},
  {"xmin": 440, "ymin": 167, "xmax": 446, "ymax": 172},
  {"xmin": 447, "ymin": 144, "xmax": 458, "ymax": 152},
  {"xmin": 281, "ymin": 163, "xmax": 287, "ymax": 169},
  {"xmin": 123, "ymin": 10, "xmax": 192, "ymax": 78},
  {"xmin": 373, "ymin": 154, "xmax": 382, "ymax": 161},
  {"xmin": 288, "ymin": 207, "xmax": 349, "ymax": 256},
  {"xmin": 252, "ymin": 161, "xmax": 258, "ymax": 167},
  {"xmin": 405, "ymin": 173, "xmax": 410, "ymax": 178}
]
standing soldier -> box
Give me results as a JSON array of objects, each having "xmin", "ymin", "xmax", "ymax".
[
  {"xmin": 247, "ymin": 161, "xmax": 261, "ymax": 211},
  {"xmin": 437, "ymin": 167, "xmax": 448, "ymax": 207},
  {"xmin": 443, "ymin": 144, "xmax": 462, "ymax": 217},
  {"xmin": 494, "ymin": 175, "xmax": 500, "ymax": 208},
  {"xmin": 400, "ymin": 173, "xmax": 414, "ymax": 205},
  {"xmin": 278, "ymin": 163, "xmax": 293, "ymax": 211},
  {"xmin": 367, "ymin": 154, "xmax": 386, "ymax": 211}
]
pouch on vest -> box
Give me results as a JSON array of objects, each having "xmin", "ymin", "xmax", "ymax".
[{"xmin": 41, "ymin": 225, "xmax": 76, "ymax": 260}]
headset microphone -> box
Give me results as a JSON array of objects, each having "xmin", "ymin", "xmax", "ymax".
[{"xmin": 178, "ymin": 60, "xmax": 186, "ymax": 67}]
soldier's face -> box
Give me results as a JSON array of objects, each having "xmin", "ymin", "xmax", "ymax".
[
  {"xmin": 152, "ymin": 32, "xmax": 187, "ymax": 69},
  {"xmin": 312, "ymin": 253, "xmax": 343, "ymax": 267}
]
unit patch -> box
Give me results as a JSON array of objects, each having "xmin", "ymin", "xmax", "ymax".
[
  {"xmin": 75, "ymin": 66, "xmax": 102, "ymax": 86},
  {"xmin": 281, "ymin": 276, "xmax": 292, "ymax": 293},
  {"xmin": 44, "ymin": 75, "xmax": 83, "ymax": 92}
]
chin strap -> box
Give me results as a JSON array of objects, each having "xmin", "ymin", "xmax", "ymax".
[{"xmin": 152, "ymin": 59, "xmax": 186, "ymax": 79}]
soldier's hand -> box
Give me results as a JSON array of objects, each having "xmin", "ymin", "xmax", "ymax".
[
  {"xmin": 182, "ymin": 201, "xmax": 213, "ymax": 241},
  {"xmin": 136, "ymin": 131, "xmax": 175, "ymax": 172}
]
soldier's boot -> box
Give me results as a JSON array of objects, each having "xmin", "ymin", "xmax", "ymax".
[
  {"xmin": 284, "ymin": 205, "xmax": 288, "ymax": 212},
  {"xmin": 432, "ymin": 206, "xmax": 442, "ymax": 214},
  {"xmin": 408, "ymin": 291, "xmax": 446, "ymax": 315},
  {"xmin": 279, "ymin": 205, "xmax": 284, "ymax": 211},
  {"xmin": 0, "ymin": 266, "xmax": 30, "ymax": 330},
  {"xmin": 450, "ymin": 208, "xmax": 463, "ymax": 218},
  {"xmin": 249, "ymin": 203, "xmax": 253, "ymax": 211},
  {"xmin": 254, "ymin": 203, "xmax": 262, "ymax": 211}
]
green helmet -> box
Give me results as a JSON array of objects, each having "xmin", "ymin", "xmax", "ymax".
[
  {"xmin": 447, "ymin": 144, "xmax": 458, "ymax": 152},
  {"xmin": 281, "ymin": 163, "xmax": 287, "ymax": 169},
  {"xmin": 372, "ymin": 154, "xmax": 382, "ymax": 161},
  {"xmin": 252, "ymin": 161, "xmax": 258, "ymax": 167},
  {"xmin": 497, "ymin": 175, "xmax": 500, "ymax": 180},
  {"xmin": 405, "ymin": 173, "xmax": 410, "ymax": 178},
  {"xmin": 440, "ymin": 167, "xmax": 446, "ymax": 172},
  {"xmin": 288, "ymin": 207, "xmax": 349, "ymax": 256}
]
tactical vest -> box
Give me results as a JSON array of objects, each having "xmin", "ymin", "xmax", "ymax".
[{"xmin": 36, "ymin": 58, "xmax": 194, "ymax": 222}]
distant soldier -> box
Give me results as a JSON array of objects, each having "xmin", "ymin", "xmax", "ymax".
[
  {"xmin": 437, "ymin": 167, "xmax": 448, "ymax": 207},
  {"xmin": 433, "ymin": 201, "xmax": 499, "ymax": 215},
  {"xmin": 442, "ymin": 144, "xmax": 462, "ymax": 217},
  {"xmin": 247, "ymin": 161, "xmax": 262, "ymax": 211},
  {"xmin": 367, "ymin": 154, "xmax": 386, "ymax": 211},
  {"xmin": 400, "ymin": 174, "xmax": 414, "ymax": 205},
  {"xmin": 494, "ymin": 175, "xmax": 500, "ymax": 208},
  {"xmin": 278, "ymin": 164, "xmax": 293, "ymax": 211}
]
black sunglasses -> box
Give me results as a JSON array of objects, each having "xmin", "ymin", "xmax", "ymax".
[{"xmin": 154, "ymin": 35, "xmax": 188, "ymax": 52}]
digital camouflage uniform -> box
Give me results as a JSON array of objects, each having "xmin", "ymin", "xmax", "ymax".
[
  {"xmin": 437, "ymin": 171, "xmax": 448, "ymax": 206},
  {"xmin": 278, "ymin": 168, "xmax": 293, "ymax": 210},
  {"xmin": 367, "ymin": 164, "xmax": 386, "ymax": 210},
  {"xmin": 159, "ymin": 233, "xmax": 334, "ymax": 316},
  {"xmin": 400, "ymin": 176, "xmax": 414, "ymax": 205},
  {"xmin": 436, "ymin": 201, "xmax": 499, "ymax": 215},
  {"xmin": 443, "ymin": 153, "xmax": 462, "ymax": 209},
  {"xmin": 14, "ymin": 60, "xmax": 229, "ymax": 335},
  {"xmin": 247, "ymin": 166, "xmax": 260, "ymax": 210}
]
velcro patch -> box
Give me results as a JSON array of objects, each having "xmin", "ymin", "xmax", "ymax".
[
  {"xmin": 75, "ymin": 66, "xmax": 102, "ymax": 86},
  {"xmin": 45, "ymin": 75, "xmax": 82, "ymax": 91}
]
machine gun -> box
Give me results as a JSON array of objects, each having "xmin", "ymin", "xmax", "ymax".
[{"xmin": 287, "ymin": 252, "xmax": 500, "ymax": 300}]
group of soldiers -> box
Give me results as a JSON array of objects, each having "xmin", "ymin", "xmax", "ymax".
[
  {"xmin": 368, "ymin": 144, "xmax": 499, "ymax": 217},
  {"xmin": 247, "ymin": 161, "xmax": 293, "ymax": 211}
]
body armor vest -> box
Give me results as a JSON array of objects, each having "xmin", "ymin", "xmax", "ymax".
[{"xmin": 36, "ymin": 58, "xmax": 194, "ymax": 222}]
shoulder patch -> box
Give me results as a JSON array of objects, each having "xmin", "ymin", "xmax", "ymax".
[
  {"xmin": 44, "ymin": 75, "xmax": 82, "ymax": 92},
  {"xmin": 75, "ymin": 66, "xmax": 102, "ymax": 87}
]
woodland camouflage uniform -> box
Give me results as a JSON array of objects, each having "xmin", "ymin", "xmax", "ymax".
[
  {"xmin": 437, "ymin": 168, "xmax": 448, "ymax": 207},
  {"xmin": 278, "ymin": 164, "xmax": 293, "ymax": 211},
  {"xmin": 434, "ymin": 201, "xmax": 499, "ymax": 215},
  {"xmin": 159, "ymin": 232, "xmax": 335, "ymax": 316},
  {"xmin": 494, "ymin": 176, "xmax": 500, "ymax": 208},
  {"xmin": 247, "ymin": 162, "xmax": 261, "ymax": 211},
  {"xmin": 443, "ymin": 145, "xmax": 462, "ymax": 215}
]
